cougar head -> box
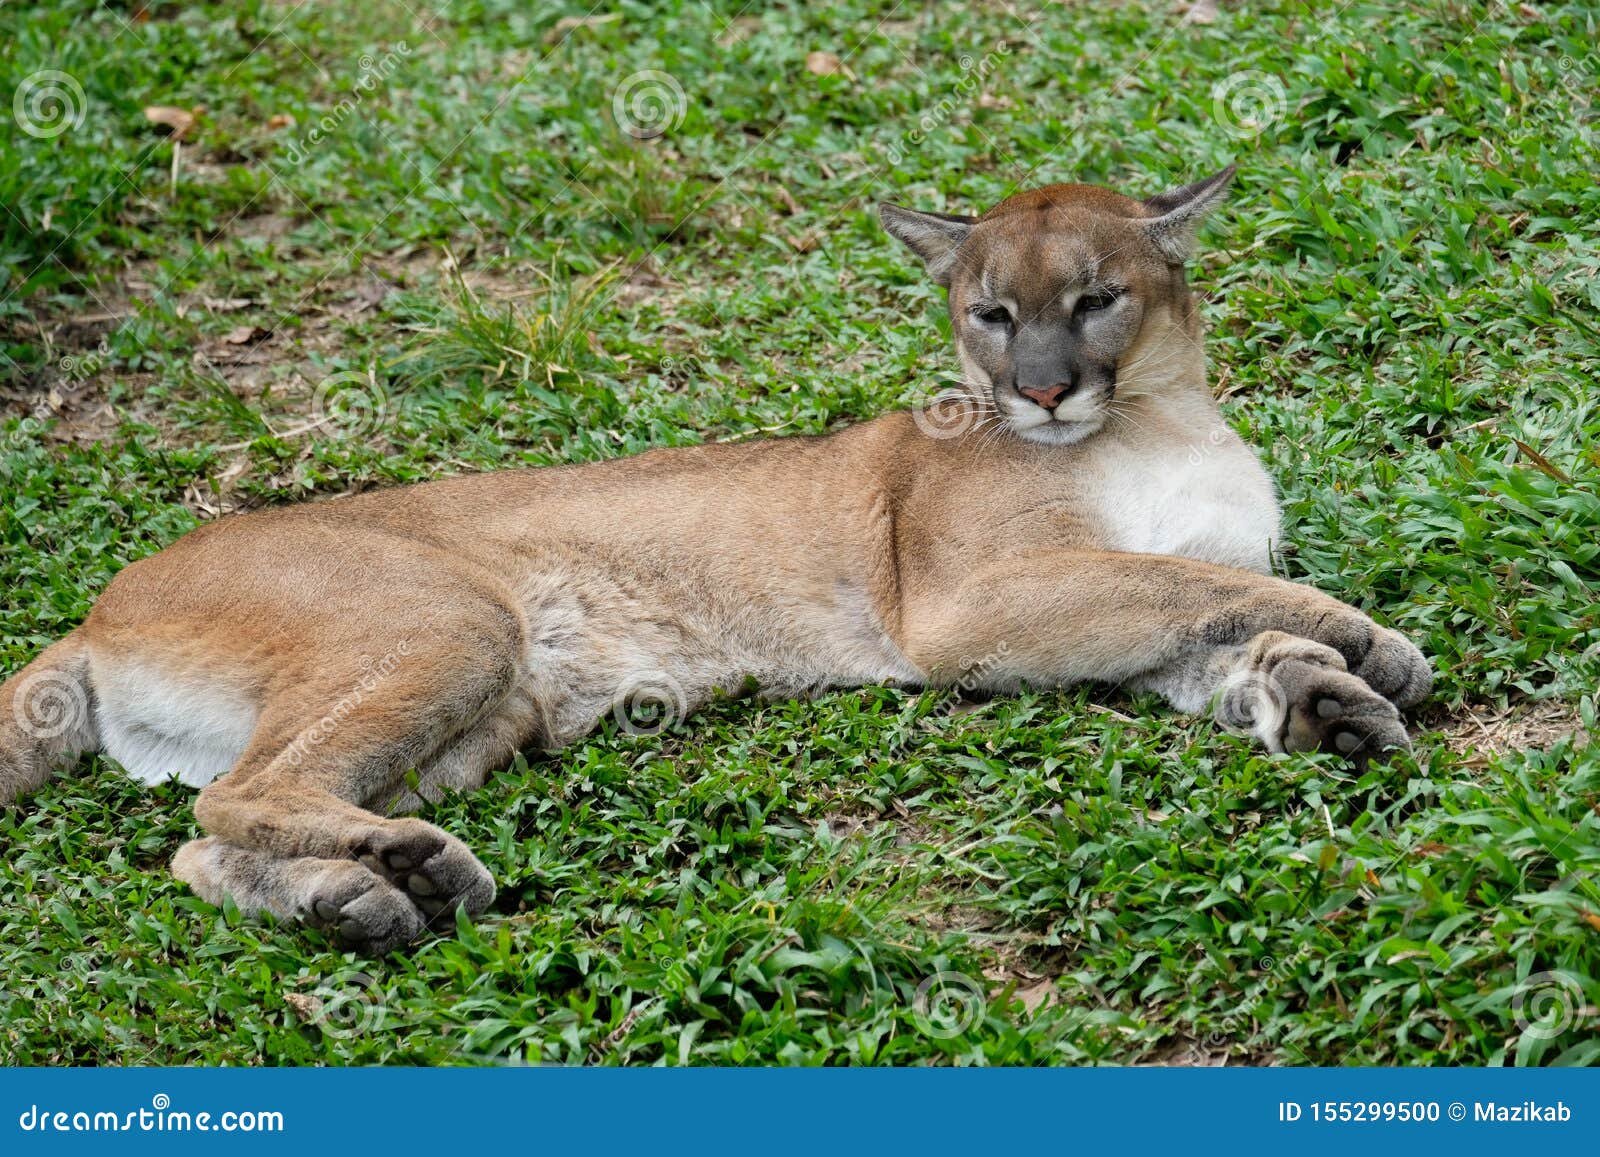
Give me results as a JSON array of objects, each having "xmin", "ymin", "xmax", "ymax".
[{"xmin": 880, "ymin": 166, "xmax": 1234, "ymax": 446}]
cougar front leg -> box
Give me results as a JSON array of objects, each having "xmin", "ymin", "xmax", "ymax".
[{"xmin": 900, "ymin": 550, "xmax": 1431, "ymax": 764}]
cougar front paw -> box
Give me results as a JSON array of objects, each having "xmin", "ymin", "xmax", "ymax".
[
  {"xmin": 1300, "ymin": 610, "xmax": 1432, "ymax": 709},
  {"xmin": 1352, "ymin": 626, "xmax": 1432, "ymax": 709},
  {"xmin": 1223, "ymin": 656, "xmax": 1412, "ymax": 771},
  {"xmin": 303, "ymin": 861, "xmax": 424, "ymax": 955},
  {"xmin": 1221, "ymin": 633, "xmax": 1413, "ymax": 768},
  {"xmin": 355, "ymin": 818, "xmax": 497, "ymax": 922}
]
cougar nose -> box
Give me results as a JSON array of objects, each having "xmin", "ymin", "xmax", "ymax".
[{"xmin": 1019, "ymin": 383, "xmax": 1070, "ymax": 410}]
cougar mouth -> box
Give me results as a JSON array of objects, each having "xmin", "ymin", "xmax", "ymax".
[
  {"xmin": 999, "ymin": 382, "xmax": 1114, "ymax": 447},
  {"xmin": 1010, "ymin": 413, "xmax": 1107, "ymax": 446}
]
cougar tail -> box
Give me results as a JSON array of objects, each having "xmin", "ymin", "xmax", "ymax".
[{"xmin": 0, "ymin": 631, "xmax": 99, "ymax": 804}]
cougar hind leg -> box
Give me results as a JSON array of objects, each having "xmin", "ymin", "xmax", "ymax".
[
  {"xmin": 172, "ymin": 837, "xmax": 423, "ymax": 954},
  {"xmin": 383, "ymin": 678, "xmax": 544, "ymax": 814},
  {"xmin": 184, "ymin": 607, "xmax": 528, "ymax": 945}
]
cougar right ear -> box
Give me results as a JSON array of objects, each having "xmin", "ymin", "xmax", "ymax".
[
  {"xmin": 878, "ymin": 204, "xmax": 977, "ymax": 287},
  {"xmin": 1140, "ymin": 164, "xmax": 1236, "ymax": 264}
]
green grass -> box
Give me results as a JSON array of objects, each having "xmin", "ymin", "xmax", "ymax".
[{"xmin": 2, "ymin": 0, "xmax": 1597, "ymax": 1065}]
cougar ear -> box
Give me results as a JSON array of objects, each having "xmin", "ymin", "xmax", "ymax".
[
  {"xmin": 878, "ymin": 203, "xmax": 977, "ymax": 286},
  {"xmin": 1140, "ymin": 164, "xmax": 1236, "ymax": 264}
]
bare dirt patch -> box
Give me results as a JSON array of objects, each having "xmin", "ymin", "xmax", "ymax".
[{"xmin": 1433, "ymin": 697, "xmax": 1589, "ymax": 762}]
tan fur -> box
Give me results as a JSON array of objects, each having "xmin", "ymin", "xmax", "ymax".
[{"xmin": 0, "ymin": 173, "xmax": 1431, "ymax": 953}]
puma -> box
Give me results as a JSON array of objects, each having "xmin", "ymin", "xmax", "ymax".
[{"xmin": 0, "ymin": 166, "xmax": 1431, "ymax": 953}]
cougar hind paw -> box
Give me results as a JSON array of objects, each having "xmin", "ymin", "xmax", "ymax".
[
  {"xmin": 1297, "ymin": 613, "xmax": 1433, "ymax": 709},
  {"xmin": 303, "ymin": 862, "xmax": 424, "ymax": 955}
]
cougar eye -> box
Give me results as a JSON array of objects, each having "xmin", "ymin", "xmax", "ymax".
[
  {"xmin": 1076, "ymin": 291, "xmax": 1120, "ymax": 314},
  {"xmin": 973, "ymin": 305, "xmax": 1013, "ymax": 328}
]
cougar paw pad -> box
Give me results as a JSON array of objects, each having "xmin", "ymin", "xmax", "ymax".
[
  {"xmin": 1275, "ymin": 663, "xmax": 1411, "ymax": 771},
  {"xmin": 303, "ymin": 864, "xmax": 422, "ymax": 955},
  {"xmin": 360, "ymin": 820, "xmax": 496, "ymax": 920}
]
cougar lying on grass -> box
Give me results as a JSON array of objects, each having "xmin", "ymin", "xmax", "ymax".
[{"xmin": 1, "ymin": 166, "xmax": 1431, "ymax": 953}]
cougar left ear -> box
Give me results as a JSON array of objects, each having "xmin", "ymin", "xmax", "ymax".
[
  {"xmin": 1140, "ymin": 164, "xmax": 1237, "ymax": 264},
  {"xmin": 878, "ymin": 203, "xmax": 977, "ymax": 287}
]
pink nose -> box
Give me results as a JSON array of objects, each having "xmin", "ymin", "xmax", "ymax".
[{"xmin": 1019, "ymin": 384, "xmax": 1069, "ymax": 410}]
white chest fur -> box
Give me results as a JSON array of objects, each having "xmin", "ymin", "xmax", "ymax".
[{"xmin": 1085, "ymin": 422, "xmax": 1281, "ymax": 574}]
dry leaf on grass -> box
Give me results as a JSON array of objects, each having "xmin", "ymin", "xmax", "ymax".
[
  {"xmin": 770, "ymin": 182, "xmax": 802, "ymax": 215},
  {"xmin": 1013, "ymin": 977, "xmax": 1059, "ymax": 1015},
  {"xmin": 201, "ymin": 296, "xmax": 256, "ymax": 313},
  {"xmin": 282, "ymin": 992, "xmax": 322, "ymax": 1021},
  {"xmin": 222, "ymin": 324, "xmax": 268, "ymax": 345},
  {"xmin": 717, "ymin": 16, "xmax": 762, "ymax": 48},
  {"xmin": 144, "ymin": 104, "xmax": 204, "ymax": 140},
  {"xmin": 335, "ymin": 277, "xmax": 393, "ymax": 317},
  {"xmin": 805, "ymin": 51, "xmax": 854, "ymax": 80},
  {"xmin": 544, "ymin": 12, "xmax": 620, "ymax": 44}
]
